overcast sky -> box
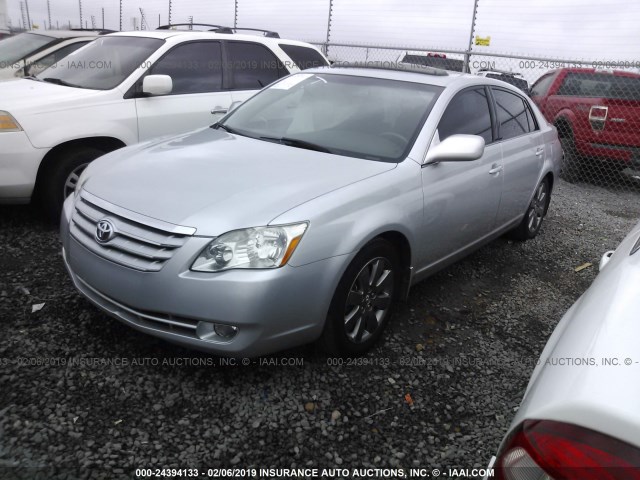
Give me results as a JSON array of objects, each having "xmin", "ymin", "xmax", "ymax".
[{"xmin": 4, "ymin": 0, "xmax": 640, "ymax": 79}]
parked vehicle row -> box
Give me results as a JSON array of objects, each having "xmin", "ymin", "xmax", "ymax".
[{"xmin": 0, "ymin": 25, "xmax": 328, "ymax": 218}]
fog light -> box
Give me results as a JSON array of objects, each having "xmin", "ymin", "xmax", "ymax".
[{"xmin": 214, "ymin": 324, "xmax": 238, "ymax": 339}]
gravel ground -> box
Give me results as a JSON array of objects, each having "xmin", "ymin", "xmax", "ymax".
[{"xmin": 0, "ymin": 179, "xmax": 639, "ymax": 480}]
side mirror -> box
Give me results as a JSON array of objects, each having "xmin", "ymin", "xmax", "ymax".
[
  {"xmin": 142, "ymin": 74, "xmax": 173, "ymax": 96},
  {"xmin": 424, "ymin": 134, "xmax": 485, "ymax": 165}
]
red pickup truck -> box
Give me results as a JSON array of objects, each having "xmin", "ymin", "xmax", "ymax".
[{"xmin": 530, "ymin": 68, "xmax": 640, "ymax": 180}]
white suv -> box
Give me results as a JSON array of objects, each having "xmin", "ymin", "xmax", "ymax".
[{"xmin": 0, "ymin": 25, "xmax": 328, "ymax": 218}]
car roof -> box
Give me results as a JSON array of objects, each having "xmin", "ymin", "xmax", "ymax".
[
  {"xmin": 26, "ymin": 30, "xmax": 102, "ymax": 39},
  {"xmin": 105, "ymin": 30, "xmax": 320, "ymax": 49},
  {"xmin": 304, "ymin": 65, "xmax": 518, "ymax": 90}
]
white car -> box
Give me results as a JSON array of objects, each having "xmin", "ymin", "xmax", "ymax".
[
  {"xmin": 488, "ymin": 219, "xmax": 640, "ymax": 478},
  {"xmin": 0, "ymin": 25, "xmax": 328, "ymax": 218},
  {"xmin": 0, "ymin": 30, "xmax": 101, "ymax": 80}
]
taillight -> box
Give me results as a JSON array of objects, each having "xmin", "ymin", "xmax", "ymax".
[{"xmin": 495, "ymin": 420, "xmax": 640, "ymax": 480}]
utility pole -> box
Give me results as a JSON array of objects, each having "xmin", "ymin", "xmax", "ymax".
[
  {"xmin": 463, "ymin": 0, "xmax": 480, "ymax": 73},
  {"xmin": 102, "ymin": 8, "xmax": 105, "ymax": 29}
]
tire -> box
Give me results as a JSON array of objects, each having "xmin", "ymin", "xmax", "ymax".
[
  {"xmin": 510, "ymin": 178, "xmax": 551, "ymax": 241},
  {"xmin": 559, "ymin": 134, "xmax": 583, "ymax": 183},
  {"xmin": 39, "ymin": 146, "xmax": 105, "ymax": 223},
  {"xmin": 320, "ymin": 238, "xmax": 400, "ymax": 356}
]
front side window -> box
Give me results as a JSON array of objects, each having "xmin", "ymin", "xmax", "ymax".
[
  {"xmin": 493, "ymin": 89, "xmax": 531, "ymax": 140},
  {"xmin": 36, "ymin": 36, "xmax": 163, "ymax": 90},
  {"xmin": 438, "ymin": 88, "xmax": 493, "ymax": 144},
  {"xmin": 227, "ymin": 42, "xmax": 288, "ymax": 90},
  {"xmin": 149, "ymin": 41, "xmax": 222, "ymax": 94},
  {"xmin": 0, "ymin": 33, "xmax": 55, "ymax": 65},
  {"xmin": 221, "ymin": 73, "xmax": 443, "ymax": 162}
]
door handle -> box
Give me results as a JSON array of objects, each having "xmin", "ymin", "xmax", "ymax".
[
  {"xmin": 535, "ymin": 147, "xmax": 544, "ymax": 157},
  {"xmin": 211, "ymin": 106, "xmax": 228, "ymax": 115},
  {"xmin": 489, "ymin": 164, "xmax": 503, "ymax": 175}
]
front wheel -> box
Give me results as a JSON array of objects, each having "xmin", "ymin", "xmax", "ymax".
[
  {"xmin": 510, "ymin": 178, "xmax": 551, "ymax": 241},
  {"xmin": 39, "ymin": 146, "xmax": 106, "ymax": 222},
  {"xmin": 320, "ymin": 239, "xmax": 400, "ymax": 356}
]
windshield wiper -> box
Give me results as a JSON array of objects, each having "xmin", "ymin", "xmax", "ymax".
[
  {"xmin": 210, "ymin": 122, "xmax": 238, "ymax": 134},
  {"xmin": 42, "ymin": 77, "xmax": 83, "ymax": 88},
  {"xmin": 259, "ymin": 136, "xmax": 332, "ymax": 153}
]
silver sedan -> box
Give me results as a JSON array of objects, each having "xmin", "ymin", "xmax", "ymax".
[
  {"xmin": 60, "ymin": 64, "xmax": 561, "ymax": 356},
  {"xmin": 488, "ymin": 220, "xmax": 640, "ymax": 477}
]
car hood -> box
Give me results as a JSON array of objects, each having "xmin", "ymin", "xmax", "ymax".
[
  {"xmin": 510, "ymin": 218, "xmax": 640, "ymax": 448},
  {"xmin": 0, "ymin": 79, "xmax": 105, "ymax": 116},
  {"xmin": 81, "ymin": 128, "xmax": 396, "ymax": 236}
]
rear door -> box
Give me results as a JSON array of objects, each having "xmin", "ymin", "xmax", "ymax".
[
  {"xmin": 491, "ymin": 87, "xmax": 545, "ymax": 227},
  {"xmin": 135, "ymin": 40, "xmax": 232, "ymax": 141},
  {"xmin": 419, "ymin": 86, "xmax": 503, "ymax": 267}
]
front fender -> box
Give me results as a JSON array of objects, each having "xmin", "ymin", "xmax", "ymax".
[{"xmin": 271, "ymin": 160, "xmax": 423, "ymax": 268}]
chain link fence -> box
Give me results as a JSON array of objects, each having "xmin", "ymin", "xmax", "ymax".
[{"xmin": 314, "ymin": 42, "xmax": 640, "ymax": 194}]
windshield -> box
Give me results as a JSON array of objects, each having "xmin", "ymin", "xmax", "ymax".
[
  {"xmin": 221, "ymin": 72, "xmax": 443, "ymax": 162},
  {"xmin": 0, "ymin": 33, "xmax": 55, "ymax": 66},
  {"xmin": 36, "ymin": 36, "xmax": 163, "ymax": 90}
]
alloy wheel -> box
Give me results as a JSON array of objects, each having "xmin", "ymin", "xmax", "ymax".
[
  {"xmin": 63, "ymin": 163, "xmax": 89, "ymax": 200},
  {"xmin": 527, "ymin": 181, "xmax": 548, "ymax": 233},
  {"xmin": 343, "ymin": 257, "xmax": 394, "ymax": 344}
]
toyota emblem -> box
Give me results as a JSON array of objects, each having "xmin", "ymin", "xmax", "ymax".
[{"xmin": 96, "ymin": 219, "xmax": 116, "ymax": 243}]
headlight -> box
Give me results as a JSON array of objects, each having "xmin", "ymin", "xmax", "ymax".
[
  {"xmin": 191, "ymin": 223, "xmax": 308, "ymax": 272},
  {"xmin": 0, "ymin": 111, "xmax": 22, "ymax": 132}
]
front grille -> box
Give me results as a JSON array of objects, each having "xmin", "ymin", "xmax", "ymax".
[{"xmin": 70, "ymin": 191, "xmax": 194, "ymax": 272}]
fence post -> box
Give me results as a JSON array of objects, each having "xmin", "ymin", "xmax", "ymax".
[
  {"xmin": 119, "ymin": 0, "xmax": 123, "ymax": 30},
  {"xmin": 463, "ymin": 0, "xmax": 479, "ymax": 73},
  {"xmin": 46, "ymin": 0, "xmax": 51, "ymax": 29},
  {"xmin": 168, "ymin": 0, "xmax": 171, "ymax": 25},
  {"xmin": 234, "ymin": 0, "xmax": 238, "ymax": 28},
  {"xmin": 78, "ymin": 0, "xmax": 82, "ymax": 30},
  {"xmin": 323, "ymin": 0, "xmax": 334, "ymax": 57}
]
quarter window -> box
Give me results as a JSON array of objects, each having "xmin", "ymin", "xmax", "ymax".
[
  {"xmin": 438, "ymin": 88, "xmax": 493, "ymax": 144},
  {"xmin": 149, "ymin": 41, "xmax": 223, "ymax": 95},
  {"xmin": 227, "ymin": 42, "xmax": 288, "ymax": 90},
  {"xmin": 278, "ymin": 44, "xmax": 328, "ymax": 70},
  {"xmin": 493, "ymin": 89, "xmax": 531, "ymax": 140}
]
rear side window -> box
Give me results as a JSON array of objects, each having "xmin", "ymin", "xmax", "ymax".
[
  {"xmin": 227, "ymin": 42, "xmax": 288, "ymax": 90},
  {"xmin": 556, "ymin": 72, "xmax": 640, "ymax": 100},
  {"xmin": 438, "ymin": 88, "xmax": 493, "ymax": 143},
  {"xmin": 150, "ymin": 41, "xmax": 223, "ymax": 94},
  {"xmin": 492, "ymin": 89, "xmax": 532, "ymax": 140},
  {"xmin": 279, "ymin": 44, "xmax": 328, "ymax": 70},
  {"xmin": 530, "ymin": 73, "xmax": 555, "ymax": 97}
]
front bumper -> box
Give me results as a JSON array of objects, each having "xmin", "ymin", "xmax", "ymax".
[
  {"xmin": 60, "ymin": 196, "xmax": 349, "ymax": 357},
  {"xmin": 0, "ymin": 131, "xmax": 46, "ymax": 203}
]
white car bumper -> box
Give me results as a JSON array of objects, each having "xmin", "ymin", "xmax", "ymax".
[{"xmin": 0, "ymin": 131, "xmax": 46, "ymax": 203}]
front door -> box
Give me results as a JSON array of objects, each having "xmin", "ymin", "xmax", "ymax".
[
  {"xmin": 418, "ymin": 87, "xmax": 503, "ymax": 268},
  {"xmin": 135, "ymin": 41, "xmax": 232, "ymax": 141}
]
